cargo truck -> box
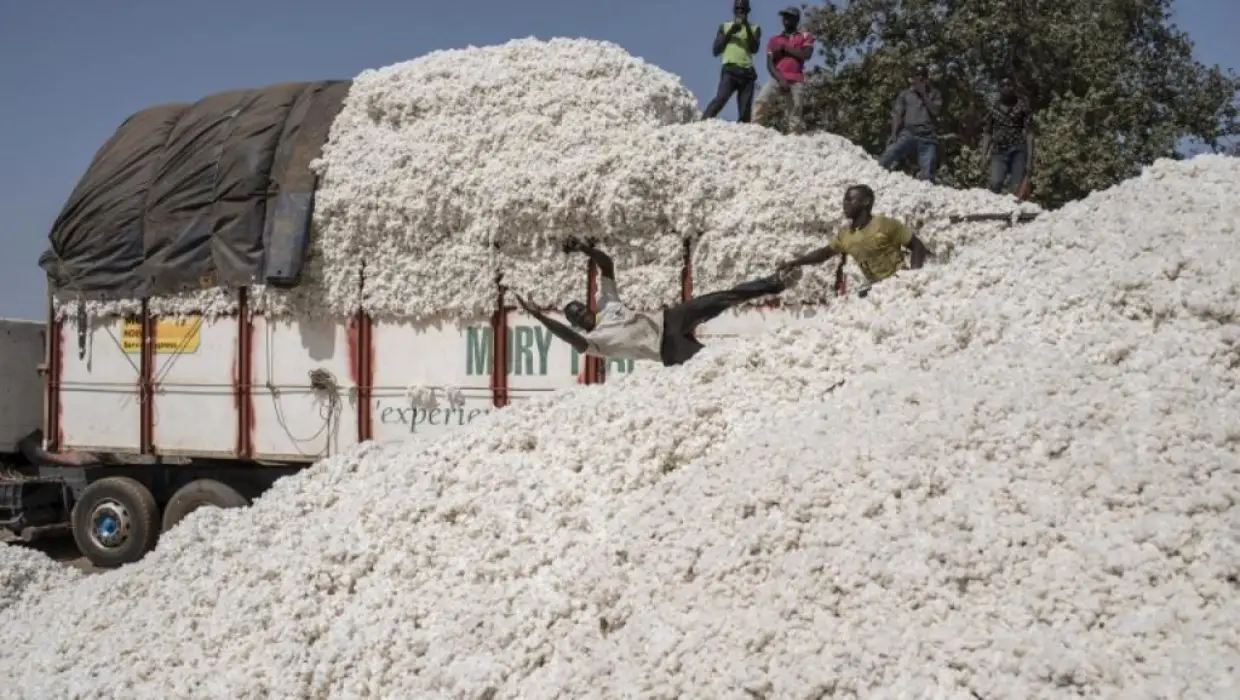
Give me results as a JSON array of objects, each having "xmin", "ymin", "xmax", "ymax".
[
  {"xmin": 2, "ymin": 79, "xmax": 1030, "ymax": 569},
  {"xmin": 1, "ymin": 80, "xmax": 823, "ymax": 569},
  {"xmin": 2, "ymin": 248, "xmax": 808, "ymax": 568}
]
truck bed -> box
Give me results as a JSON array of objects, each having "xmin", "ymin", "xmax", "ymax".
[{"xmin": 45, "ymin": 266, "xmax": 795, "ymax": 463}]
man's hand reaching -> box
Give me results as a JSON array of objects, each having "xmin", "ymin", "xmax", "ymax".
[{"xmin": 560, "ymin": 235, "xmax": 598, "ymax": 254}]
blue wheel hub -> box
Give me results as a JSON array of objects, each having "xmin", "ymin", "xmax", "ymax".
[
  {"xmin": 87, "ymin": 499, "xmax": 131, "ymax": 550},
  {"xmin": 96, "ymin": 515, "xmax": 117, "ymax": 537}
]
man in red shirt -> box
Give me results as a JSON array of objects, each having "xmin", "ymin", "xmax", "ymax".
[{"xmin": 753, "ymin": 7, "xmax": 814, "ymax": 134}]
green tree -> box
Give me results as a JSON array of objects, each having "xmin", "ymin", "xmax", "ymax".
[{"xmin": 801, "ymin": 0, "xmax": 1239, "ymax": 207}]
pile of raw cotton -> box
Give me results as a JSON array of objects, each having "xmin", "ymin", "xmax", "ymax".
[
  {"xmin": 0, "ymin": 543, "xmax": 81, "ymax": 615},
  {"xmin": 4, "ymin": 154, "xmax": 1237, "ymax": 698},
  {"xmin": 295, "ymin": 37, "xmax": 1035, "ymax": 321},
  {"xmin": 63, "ymin": 38, "xmax": 1035, "ymax": 321}
]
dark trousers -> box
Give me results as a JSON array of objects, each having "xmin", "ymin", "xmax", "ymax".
[
  {"xmin": 703, "ymin": 64, "xmax": 757, "ymax": 123},
  {"xmin": 658, "ymin": 274, "xmax": 785, "ymax": 366},
  {"xmin": 988, "ymin": 146, "xmax": 1028, "ymax": 194},
  {"xmin": 879, "ymin": 128, "xmax": 937, "ymax": 182}
]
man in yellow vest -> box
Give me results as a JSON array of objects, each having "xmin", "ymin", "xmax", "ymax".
[{"xmin": 702, "ymin": 0, "xmax": 762, "ymax": 123}]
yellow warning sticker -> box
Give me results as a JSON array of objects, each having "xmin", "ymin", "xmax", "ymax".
[{"xmin": 121, "ymin": 318, "xmax": 201, "ymax": 354}]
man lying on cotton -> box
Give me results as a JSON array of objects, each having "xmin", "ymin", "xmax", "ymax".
[
  {"xmin": 512, "ymin": 236, "xmax": 800, "ymax": 366},
  {"xmin": 779, "ymin": 184, "xmax": 931, "ymax": 296}
]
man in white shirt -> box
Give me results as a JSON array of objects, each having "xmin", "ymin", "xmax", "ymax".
[{"xmin": 512, "ymin": 236, "xmax": 800, "ymax": 366}]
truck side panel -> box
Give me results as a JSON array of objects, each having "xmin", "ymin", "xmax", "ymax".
[
  {"xmin": 58, "ymin": 317, "xmax": 142, "ymax": 454},
  {"xmin": 150, "ymin": 316, "xmax": 238, "ymax": 457},
  {"xmin": 250, "ymin": 316, "xmax": 361, "ymax": 461},
  {"xmin": 502, "ymin": 311, "xmax": 609, "ymax": 408},
  {"xmin": 0, "ymin": 318, "xmax": 45, "ymax": 454},
  {"xmin": 42, "ymin": 239, "xmax": 828, "ymax": 464},
  {"xmin": 370, "ymin": 317, "xmax": 498, "ymax": 442}
]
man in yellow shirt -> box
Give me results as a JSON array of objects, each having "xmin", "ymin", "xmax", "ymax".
[{"xmin": 779, "ymin": 184, "xmax": 931, "ymax": 296}]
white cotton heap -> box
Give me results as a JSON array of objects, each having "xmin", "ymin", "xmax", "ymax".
[
  {"xmin": 302, "ymin": 38, "xmax": 1035, "ymax": 320},
  {"xmin": 57, "ymin": 38, "xmax": 1036, "ymax": 321},
  {"xmin": 0, "ymin": 544, "xmax": 82, "ymax": 615},
  {"xmin": 5, "ymin": 154, "xmax": 1239, "ymax": 699}
]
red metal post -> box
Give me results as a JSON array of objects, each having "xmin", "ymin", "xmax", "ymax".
[
  {"xmin": 585, "ymin": 261, "xmax": 603, "ymax": 384},
  {"xmin": 44, "ymin": 294, "xmax": 62, "ymax": 452},
  {"xmin": 235, "ymin": 287, "xmax": 255, "ymax": 457},
  {"xmin": 492, "ymin": 281, "xmax": 509, "ymax": 407},
  {"xmin": 139, "ymin": 300, "xmax": 154, "ymax": 454},
  {"xmin": 359, "ymin": 311, "xmax": 374, "ymax": 441},
  {"xmin": 347, "ymin": 266, "xmax": 375, "ymax": 442},
  {"xmin": 681, "ymin": 237, "xmax": 693, "ymax": 301}
]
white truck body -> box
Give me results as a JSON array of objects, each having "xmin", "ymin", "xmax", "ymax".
[
  {"xmin": 48, "ymin": 281, "xmax": 803, "ymax": 462},
  {"xmin": 16, "ymin": 261, "xmax": 816, "ymax": 568},
  {"xmin": 1, "ymin": 318, "xmax": 45, "ymax": 454}
]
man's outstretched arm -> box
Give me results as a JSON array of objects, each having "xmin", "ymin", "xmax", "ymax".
[
  {"xmin": 581, "ymin": 242, "xmax": 616, "ymax": 281},
  {"xmin": 781, "ymin": 244, "xmax": 840, "ymax": 269},
  {"xmin": 531, "ymin": 310, "xmax": 591, "ymax": 354},
  {"xmin": 563, "ymin": 236, "xmax": 615, "ymax": 280},
  {"xmin": 891, "ymin": 218, "xmax": 932, "ymax": 270},
  {"xmin": 513, "ymin": 292, "xmax": 590, "ymax": 354},
  {"xmin": 565, "ymin": 234, "xmax": 617, "ymax": 278}
]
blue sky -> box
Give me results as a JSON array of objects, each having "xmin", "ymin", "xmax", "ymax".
[{"xmin": 1, "ymin": 0, "xmax": 1236, "ymax": 320}]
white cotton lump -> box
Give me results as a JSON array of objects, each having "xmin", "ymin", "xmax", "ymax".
[
  {"xmin": 5, "ymin": 153, "xmax": 1239, "ymax": 698},
  {"xmin": 59, "ymin": 38, "xmax": 1036, "ymax": 320},
  {"xmin": 0, "ymin": 543, "xmax": 82, "ymax": 615}
]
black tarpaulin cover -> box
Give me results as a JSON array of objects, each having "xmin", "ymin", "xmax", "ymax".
[{"xmin": 40, "ymin": 79, "xmax": 351, "ymax": 299}]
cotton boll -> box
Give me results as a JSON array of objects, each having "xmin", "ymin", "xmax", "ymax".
[
  {"xmin": 404, "ymin": 386, "xmax": 434, "ymax": 408},
  {"xmin": 442, "ymin": 386, "xmax": 466, "ymax": 408},
  {"xmin": 403, "ymin": 385, "xmax": 467, "ymax": 411}
]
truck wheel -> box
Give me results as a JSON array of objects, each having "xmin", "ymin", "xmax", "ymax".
[
  {"xmin": 71, "ymin": 477, "xmax": 160, "ymax": 568},
  {"xmin": 162, "ymin": 479, "xmax": 249, "ymax": 533}
]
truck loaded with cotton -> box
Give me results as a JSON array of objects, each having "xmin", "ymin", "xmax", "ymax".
[
  {"xmin": 1, "ymin": 38, "xmax": 1034, "ymax": 569},
  {"xmin": 1, "ymin": 38, "xmax": 1238, "ymax": 699}
]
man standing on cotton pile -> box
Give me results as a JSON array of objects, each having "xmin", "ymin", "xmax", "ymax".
[
  {"xmin": 511, "ymin": 236, "xmax": 801, "ymax": 367},
  {"xmin": 981, "ymin": 76, "xmax": 1036, "ymax": 197},
  {"xmin": 778, "ymin": 184, "xmax": 931, "ymax": 297},
  {"xmin": 878, "ymin": 65, "xmax": 943, "ymax": 182},
  {"xmin": 753, "ymin": 7, "xmax": 814, "ymax": 134},
  {"xmin": 702, "ymin": 0, "xmax": 761, "ymax": 123}
]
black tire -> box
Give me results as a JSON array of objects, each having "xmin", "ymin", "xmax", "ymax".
[
  {"xmin": 71, "ymin": 477, "xmax": 160, "ymax": 569},
  {"xmin": 161, "ymin": 479, "xmax": 249, "ymax": 533}
]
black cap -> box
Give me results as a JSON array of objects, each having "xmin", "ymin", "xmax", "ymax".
[{"xmin": 778, "ymin": 7, "xmax": 801, "ymax": 18}]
